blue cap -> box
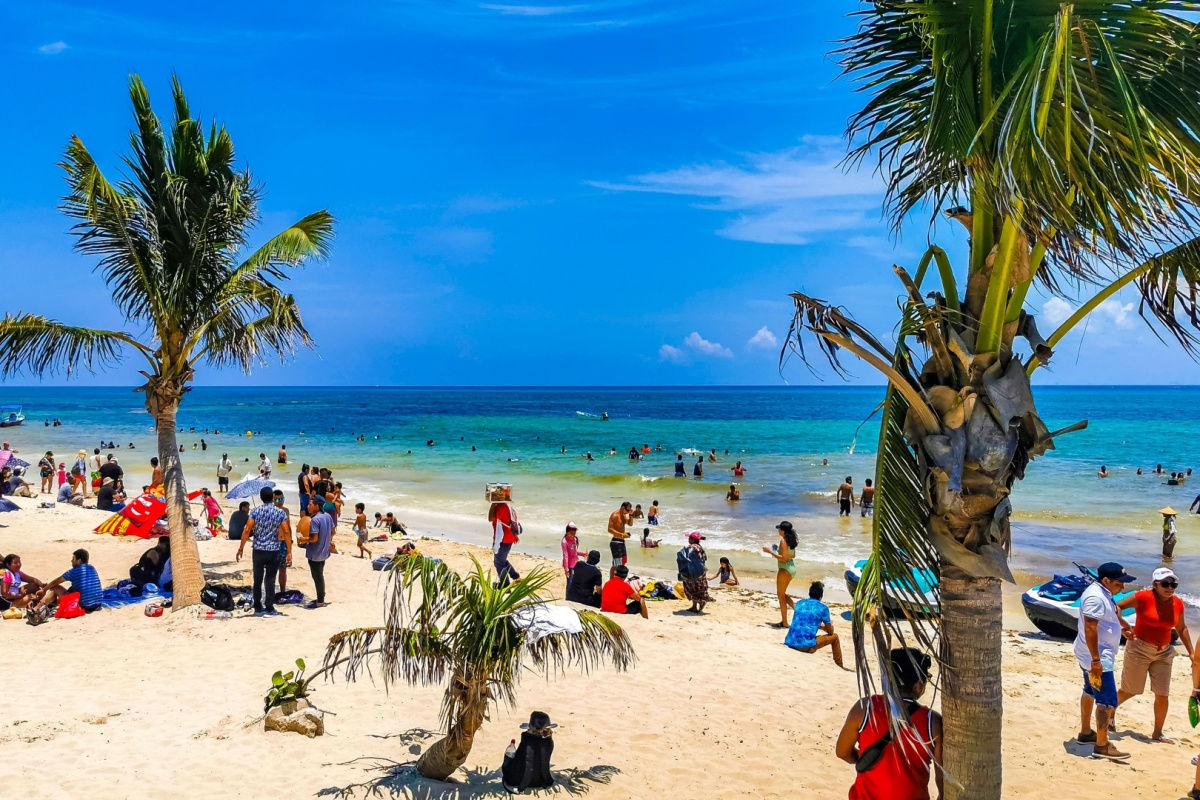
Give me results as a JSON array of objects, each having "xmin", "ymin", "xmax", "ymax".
[{"xmin": 1097, "ymin": 562, "xmax": 1136, "ymax": 583}]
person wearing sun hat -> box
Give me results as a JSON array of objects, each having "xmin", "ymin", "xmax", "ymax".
[
  {"xmin": 501, "ymin": 711, "xmax": 556, "ymax": 792},
  {"xmin": 1114, "ymin": 566, "xmax": 1194, "ymax": 741},
  {"xmin": 1073, "ymin": 561, "xmax": 1136, "ymax": 760},
  {"xmin": 1162, "ymin": 507, "xmax": 1179, "ymax": 559}
]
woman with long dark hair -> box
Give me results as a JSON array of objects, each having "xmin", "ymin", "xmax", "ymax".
[{"xmin": 763, "ymin": 521, "xmax": 798, "ymax": 627}]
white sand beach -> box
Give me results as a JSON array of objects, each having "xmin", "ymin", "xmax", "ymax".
[{"xmin": 0, "ymin": 489, "xmax": 1195, "ymax": 799}]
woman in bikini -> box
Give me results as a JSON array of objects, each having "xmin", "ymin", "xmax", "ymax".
[{"xmin": 763, "ymin": 521, "xmax": 798, "ymax": 627}]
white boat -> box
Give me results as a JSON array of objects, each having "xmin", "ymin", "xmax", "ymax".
[{"xmin": 0, "ymin": 405, "xmax": 25, "ymax": 427}]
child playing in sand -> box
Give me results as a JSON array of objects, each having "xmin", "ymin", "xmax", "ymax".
[
  {"xmin": 641, "ymin": 528, "xmax": 660, "ymax": 548},
  {"xmin": 353, "ymin": 502, "xmax": 370, "ymax": 558},
  {"xmin": 373, "ymin": 512, "xmax": 384, "ymax": 528},
  {"xmin": 710, "ymin": 557, "xmax": 738, "ymax": 587}
]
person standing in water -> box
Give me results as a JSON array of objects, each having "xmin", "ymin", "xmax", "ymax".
[
  {"xmin": 1162, "ymin": 507, "xmax": 1179, "ymax": 559},
  {"xmin": 860, "ymin": 479, "xmax": 875, "ymax": 518},
  {"xmin": 837, "ymin": 477, "xmax": 855, "ymax": 516}
]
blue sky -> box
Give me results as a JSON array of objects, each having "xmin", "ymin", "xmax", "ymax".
[{"xmin": 0, "ymin": 1, "xmax": 1194, "ymax": 386}]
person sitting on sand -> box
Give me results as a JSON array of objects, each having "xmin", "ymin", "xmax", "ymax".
[
  {"xmin": 4, "ymin": 468, "xmax": 34, "ymax": 498},
  {"xmin": 641, "ymin": 528, "xmax": 660, "ymax": 548},
  {"xmin": 601, "ymin": 565, "xmax": 648, "ymax": 618},
  {"xmin": 96, "ymin": 478, "xmax": 119, "ymax": 511},
  {"xmin": 2, "ymin": 554, "xmax": 46, "ymax": 609},
  {"xmin": 710, "ymin": 557, "xmax": 738, "ymax": 587},
  {"xmin": 502, "ymin": 710, "xmax": 556, "ymax": 793},
  {"xmin": 228, "ymin": 501, "xmax": 251, "ymax": 541},
  {"xmin": 726, "ymin": 483, "xmax": 740, "ymax": 502},
  {"xmin": 1098, "ymin": 465, "xmax": 1109, "ymax": 478},
  {"xmin": 785, "ymin": 581, "xmax": 844, "ymax": 668},
  {"xmin": 566, "ymin": 550, "xmax": 603, "ymax": 608},
  {"xmin": 33, "ymin": 548, "xmax": 103, "ymax": 614},
  {"xmin": 836, "ymin": 648, "xmax": 942, "ymax": 798},
  {"xmin": 57, "ymin": 479, "xmax": 82, "ymax": 506}
]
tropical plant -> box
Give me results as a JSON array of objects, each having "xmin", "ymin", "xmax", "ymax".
[
  {"xmin": 265, "ymin": 657, "xmax": 311, "ymax": 714},
  {"xmin": 784, "ymin": 3, "xmax": 1200, "ymax": 798},
  {"xmin": 320, "ymin": 555, "xmax": 635, "ymax": 781},
  {"xmin": 0, "ymin": 75, "xmax": 333, "ymax": 609}
]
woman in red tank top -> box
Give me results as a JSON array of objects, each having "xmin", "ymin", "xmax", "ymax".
[
  {"xmin": 1115, "ymin": 567, "xmax": 1194, "ymax": 740},
  {"xmin": 836, "ymin": 647, "xmax": 943, "ymax": 800}
]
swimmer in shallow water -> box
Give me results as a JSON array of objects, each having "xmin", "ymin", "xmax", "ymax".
[{"xmin": 641, "ymin": 528, "xmax": 660, "ymax": 548}]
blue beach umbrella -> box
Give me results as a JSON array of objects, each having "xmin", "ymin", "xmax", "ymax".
[
  {"xmin": 7, "ymin": 457, "xmax": 29, "ymax": 470},
  {"xmin": 226, "ymin": 478, "xmax": 275, "ymax": 499}
]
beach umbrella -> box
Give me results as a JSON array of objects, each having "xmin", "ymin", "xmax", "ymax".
[
  {"xmin": 7, "ymin": 456, "xmax": 28, "ymax": 470},
  {"xmin": 226, "ymin": 478, "xmax": 274, "ymax": 499},
  {"xmin": 0, "ymin": 450, "xmax": 12, "ymax": 470},
  {"xmin": 94, "ymin": 494, "xmax": 167, "ymax": 538},
  {"xmin": 0, "ymin": 498, "xmax": 18, "ymax": 513}
]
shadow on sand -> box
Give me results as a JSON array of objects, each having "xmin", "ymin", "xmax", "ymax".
[{"xmin": 317, "ymin": 729, "xmax": 620, "ymax": 799}]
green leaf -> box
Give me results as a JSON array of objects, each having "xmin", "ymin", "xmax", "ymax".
[
  {"xmin": 271, "ymin": 671, "xmax": 284, "ymax": 687},
  {"xmin": 296, "ymin": 657, "xmax": 305, "ymax": 670}
]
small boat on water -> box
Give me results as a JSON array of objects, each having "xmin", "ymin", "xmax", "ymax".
[
  {"xmin": 844, "ymin": 559, "xmax": 940, "ymax": 616},
  {"xmin": 1021, "ymin": 563, "xmax": 1136, "ymax": 640},
  {"xmin": 0, "ymin": 406, "xmax": 25, "ymax": 427}
]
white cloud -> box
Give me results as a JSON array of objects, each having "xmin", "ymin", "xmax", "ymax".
[
  {"xmin": 684, "ymin": 331, "xmax": 733, "ymax": 358},
  {"xmin": 1040, "ymin": 296, "xmax": 1134, "ymax": 331},
  {"xmin": 480, "ymin": 4, "xmax": 586, "ymax": 15},
  {"xmin": 747, "ymin": 326, "xmax": 778, "ymax": 349},
  {"xmin": 38, "ymin": 41, "xmax": 68, "ymax": 55},
  {"xmin": 658, "ymin": 344, "xmax": 684, "ymax": 363},
  {"xmin": 592, "ymin": 136, "xmax": 884, "ymax": 245}
]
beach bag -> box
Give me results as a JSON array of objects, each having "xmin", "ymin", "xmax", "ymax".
[
  {"xmin": 274, "ymin": 589, "xmax": 304, "ymax": 605},
  {"xmin": 200, "ymin": 583, "xmax": 235, "ymax": 612},
  {"xmin": 676, "ymin": 546, "xmax": 705, "ymax": 580},
  {"xmin": 54, "ymin": 591, "xmax": 86, "ymax": 619},
  {"xmin": 372, "ymin": 555, "xmax": 395, "ymax": 571}
]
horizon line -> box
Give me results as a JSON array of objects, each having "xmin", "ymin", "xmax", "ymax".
[{"xmin": 1, "ymin": 383, "xmax": 1198, "ymax": 390}]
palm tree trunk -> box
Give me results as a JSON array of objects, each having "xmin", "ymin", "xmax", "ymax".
[
  {"xmin": 415, "ymin": 700, "xmax": 487, "ymax": 781},
  {"xmin": 149, "ymin": 390, "xmax": 203, "ymax": 609},
  {"xmin": 940, "ymin": 571, "xmax": 1003, "ymax": 800}
]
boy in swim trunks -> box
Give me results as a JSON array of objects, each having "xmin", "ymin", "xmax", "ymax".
[
  {"xmin": 860, "ymin": 479, "xmax": 875, "ymax": 518},
  {"xmin": 354, "ymin": 502, "xmax": 370, "ymax": 558},
  {"xmin": 647, "ymin": 500, "xmax": 659, "ymax": 525}
]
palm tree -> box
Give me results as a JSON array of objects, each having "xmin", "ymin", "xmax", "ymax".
[
  {"xmin": 321, "ymin": 555, "xmax": 635, "ymax": 781},
  {"xmin": 0, "ymin": 75, "xmax": 334, "ymax": 609},
  {"xmin": 785, "ymin": 4, "xmax": 1200, "ymax": 798}
]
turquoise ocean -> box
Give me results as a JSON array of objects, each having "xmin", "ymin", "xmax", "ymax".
[{"xmin": 3, "ymin": 385, "xmax": 1199, "ymax": 592}]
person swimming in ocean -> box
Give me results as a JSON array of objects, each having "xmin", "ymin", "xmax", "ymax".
[
  {"xmin": 726, "ymin": 483, "xmax": 740, "ymax": 502},
  {"xmin": 1098, "ymin": 465, "xmax": 1109, "ymax": 478}
]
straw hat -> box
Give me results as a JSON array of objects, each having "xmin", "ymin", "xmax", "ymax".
[{"xmin": 1161, "ymin": 507, "xmax": 1177, "ymax": 516}]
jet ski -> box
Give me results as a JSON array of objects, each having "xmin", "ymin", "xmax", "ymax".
[
  {"xmin": 1021, "ymin": 563, "xmax": 1136, "ymax": 640},
  {"xmin": 844, "ymin": 559, "xmax": 939, "ymax": 617}
]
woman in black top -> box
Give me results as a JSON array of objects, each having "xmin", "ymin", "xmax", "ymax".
[{"xmin": 502, "ymin": 711, "xmax": 555, "ymax": 792}]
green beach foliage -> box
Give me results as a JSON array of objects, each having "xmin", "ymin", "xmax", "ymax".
[
  {"xmin": 319, "ymin": 555, "xmax": 634, "ymax": 781},
  {"xmin": 264, "ymin": 658, "xmax": 311, "ymax": 714},
  {"xmin": 784, "ymin": 3, "xmax": 1200, "ymax": 797},
  {"xmin": 0, "ymin": 75, "xmax": 334, "ymax": 609}
]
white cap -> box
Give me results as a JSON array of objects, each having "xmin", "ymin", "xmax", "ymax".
[{"xmin": 1152, "ymin": 567, "xmax": 1176, "ymax": 583}]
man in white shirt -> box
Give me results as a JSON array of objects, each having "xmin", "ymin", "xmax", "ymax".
[{"xmin": 1073, "ymin": 561, "xmax": 1136, "ymax": 760}]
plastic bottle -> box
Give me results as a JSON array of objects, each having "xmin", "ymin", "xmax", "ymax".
[
  {"xmin": 199, "ymin": 609, "xmax": 232, "ymax": 620},
  {"xmin": 504, "ymin": 739, "xmax": 517, "ymax": 759}
]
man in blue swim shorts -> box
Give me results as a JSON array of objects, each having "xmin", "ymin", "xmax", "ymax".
[{"xmin": 1073, "ymin": 561, "xmax": 1135, "ymax": 761}]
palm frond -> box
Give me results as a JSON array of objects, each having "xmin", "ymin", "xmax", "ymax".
[
  {"xmin": 231, "ymin": 211, "xmax": 336, "ymax": 283},
  {"xmin": 0, "ymin": 313, "xmax": 134, "ymax": 376},
  {"xmin": 1134, "ymin": 234, "xmax": 1200, "ymax": 354}
]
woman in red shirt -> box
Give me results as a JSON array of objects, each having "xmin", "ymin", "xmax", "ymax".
[{"xmin": 1116, "ymin": 567, "xmax": 1194, "ymax": 740}]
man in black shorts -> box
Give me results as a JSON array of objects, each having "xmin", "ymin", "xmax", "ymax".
[
  {"xmin": 837, "ymin": 476, "xmax": 855, "ymax": 517},
  {"xmin": 607, "ymin": 501, "xmax": 632, "ymax": 576}
]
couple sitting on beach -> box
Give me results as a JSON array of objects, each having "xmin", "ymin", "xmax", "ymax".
[
  {"xmin": 563, "ymin": 551, "xmax": 648, "ymax": 618},
  {"xmin": 2, "ymin": 549, "xmax": 102, "ymax": 619}
]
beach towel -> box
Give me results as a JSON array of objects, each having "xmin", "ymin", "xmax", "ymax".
[{"xmin": 510, "ymin": 604, "xmax": 582, "ymax": 644}]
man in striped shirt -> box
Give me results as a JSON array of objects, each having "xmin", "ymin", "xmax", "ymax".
[{"xmin": 36, "ymin": 548, "xmax": 103, "ymax": 613}]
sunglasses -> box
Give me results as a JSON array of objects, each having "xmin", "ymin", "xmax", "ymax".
[{"xmin": 1161, "ymin": 580, "xmax": 1179, "ymax": 589}]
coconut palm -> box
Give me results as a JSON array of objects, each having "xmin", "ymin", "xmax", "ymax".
[
  {"xmin": 321, "ymin": 555, "xmax": 635, "ymax": 781},
  {"xmin": 785, "ymin": 4, "xmax": 1200, "ymax": 797},
  {"xmin": 0, "ymin": 75, "xmax": 333, "ymax": 609}
]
